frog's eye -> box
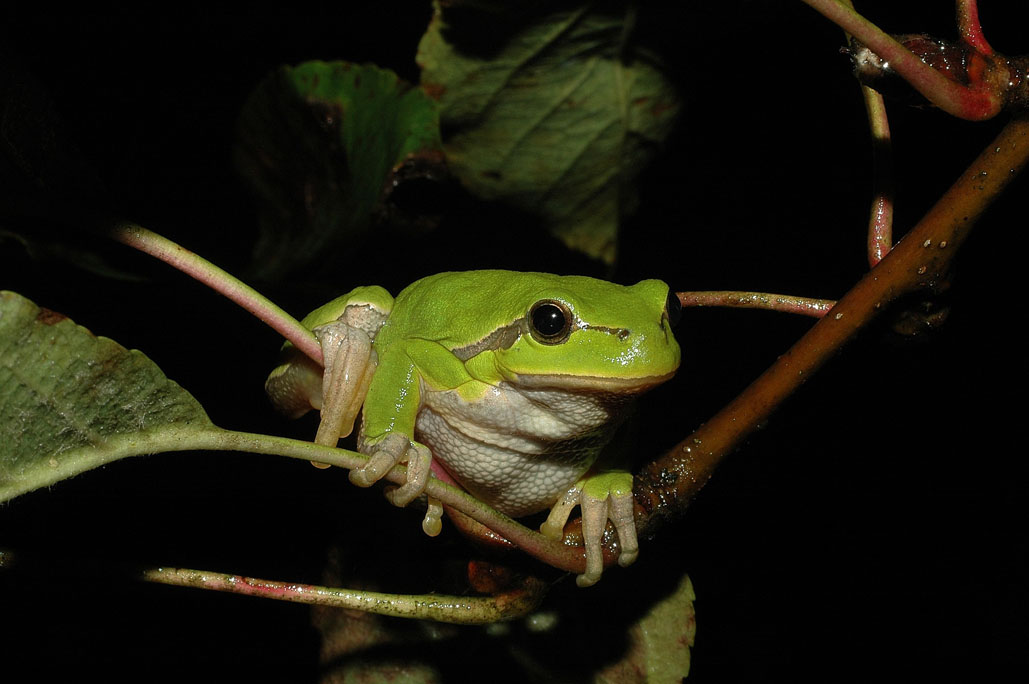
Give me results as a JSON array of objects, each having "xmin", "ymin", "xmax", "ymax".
[
  {"xmin": 528, "ymin": 300, "xmax": 572, "ymax": 344},
  {"xmin": 665, "ymin": 290, "xmax": 683, "ymax": 328}
]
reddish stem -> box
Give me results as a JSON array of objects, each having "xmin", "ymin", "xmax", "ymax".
[
  {"xmin": 803, "ymin": 0, "xmax": 1005, "ymax": 120},
  {"xmin": 110, "ymin": 223, "xmax": 323, "ymax": 365},
  {"xmin": 0, "ymin": 547, "xmax": 546, "ymax": 624},
  {"xmin": 678, "ymin": 291, "xmax": 835, "ymax": 318},
  {"xmin": 957, "ymin": 0, "xmax": 993, "ymax": 56}
]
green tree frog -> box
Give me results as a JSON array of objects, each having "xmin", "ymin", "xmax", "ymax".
[{"xmin": 266, "ymin": 271, "xmax": 681, "ymax": 586}]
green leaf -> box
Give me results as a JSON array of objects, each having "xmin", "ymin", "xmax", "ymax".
[
  {"xmin": 235, "ymin": 61, "xmax": 443, "ymax": 281},
  {"xmin": 0, "ymin": 291, "xmax": 213, "ymax": 502},
  {"xmin": 417, "ymin": 1, "xmax": 680, "ymax": 264}
]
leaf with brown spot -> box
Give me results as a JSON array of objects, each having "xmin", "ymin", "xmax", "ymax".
[{"xmin": 0, "ymin": 291, "xmax": 213, "ymax": 502}]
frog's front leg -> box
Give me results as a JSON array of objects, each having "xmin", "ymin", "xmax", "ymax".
[
  {"xmin": 540, "ymin": 471, "xmax": 639, "ymax": 587},
  {"xmin": 347, "ymin": 340, "xmax": 461, "ymax": 536}
]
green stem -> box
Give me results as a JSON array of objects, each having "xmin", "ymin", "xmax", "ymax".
[
  {"xmin": 110, "ymin": 223, "xmax": 323, "ymax": 365},
  {"xmin": 0, "ymin": 547, "xmax": 546, "ymax": 624},
  {"xmin": 140, "ymin": 565, "xmax": 546, "ymax": 624},
  {"xmin": 139, "ymin": 427, "xmax": 590, "ymax": 575}
]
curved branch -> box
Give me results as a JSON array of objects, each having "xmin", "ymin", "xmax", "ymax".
[
  {"xmin": 110, "ymin": 223, "xmax": 324, "ymax": 365},
  {"xmin": 957, "ymin": 0, "xmax": 993, "ymax": 56},
  {"xmin": 634, "ymin": 114, "xmax": 1029, "ymax": 535}
]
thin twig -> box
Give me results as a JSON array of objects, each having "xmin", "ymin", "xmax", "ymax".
[
  {"xmin": 0, "ymin": 547, "xmax": 547, "ymax": 624},
  {"xmin": 140, "ymin": 565, "xmax": 547, "ymax": 624},
  {"xmin": 862, "ymin": 87, "xmax": 895, "ymax": 266},
  {"xmin": 678, "ymin": 291, "xmax": 836, "ymax": 318},
  {"xmin": 832, "ymin": 0, "xmax": 896, "ymax": 265}
]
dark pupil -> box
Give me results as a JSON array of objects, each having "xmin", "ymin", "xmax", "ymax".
[
  {"xmin": 532, "ymin": 303, "xmax": 566, "ymax": 337},
  {"xmin": 666, "ymin": 290, "xmax": 682, "ymax": 327}
]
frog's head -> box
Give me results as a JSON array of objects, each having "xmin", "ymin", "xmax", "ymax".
[{"xmin": 461, "ymin": 274, "xmax": 681, "ymax": 393}]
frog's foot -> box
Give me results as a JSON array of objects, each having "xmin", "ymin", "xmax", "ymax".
[
  {"xmin": 311, "ymin": 320, "xmax": 377, "ymax": 454},
  {"xmin": 540, "ymin": 471, "xmax": 639, "ymax": 588},
  {"xmin": 349, "ymin": 433, "xmax": 434, "ymax": 508}
]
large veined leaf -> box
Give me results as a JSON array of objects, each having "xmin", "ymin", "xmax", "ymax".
[
  {"xmin": 0, "ymin": 291, "xmax": 213, "ymax": 502},
  {"xmin": 418, "ymin": 1, "xmax": 680, "ymax": 264},
  {"xmin": 236, "ymin": 61, "xmax": 443, "ymax": 281}
]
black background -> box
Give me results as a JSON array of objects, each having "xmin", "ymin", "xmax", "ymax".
[{"xmin": 2, "ymin": 2, "xmax": 1026, "ymax": 681}]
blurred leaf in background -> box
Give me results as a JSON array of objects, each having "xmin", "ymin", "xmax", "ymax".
[
  {"xmin": 418, "ymin": 0, "xmax": 681, "ymax": 265},
  {"xmin": 235, "ymin": 61, "xmax": 445, "ymax": 282}
]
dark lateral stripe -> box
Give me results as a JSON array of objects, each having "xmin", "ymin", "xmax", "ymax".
[{"xmin": 451, "ymin": 320, "xmax": 525, "ymax": 361}]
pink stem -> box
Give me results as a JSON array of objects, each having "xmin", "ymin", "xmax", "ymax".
[
  {"xmin": 862, "ymin": 87, "xmax": 895, "ymax": 266},
  {"xmin": 111, "ymin": 223, "xmax": 323, "ymax": 365},
  {"xmin": 140, "ymin": 565, "xmax": 544, "ymax": 623},
  {"xmin": 957, "ymin": 0, "xmax": 993, "ymax": 55},
  {"xmin": 678, "ymin": 291, "xmax": 836, "ymax": 318},
  {"xmin": 801, "ymin": 0, "xmax": 1002, "ymax": 120}
]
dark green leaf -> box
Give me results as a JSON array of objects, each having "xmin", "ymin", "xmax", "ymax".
[
  {"xmin": 236, "ymin": 61, "xmax": 443, "ymax": 281},
  {"xmin": 418, "ymin": 1, "xmax": 680, "ymax": 264}
]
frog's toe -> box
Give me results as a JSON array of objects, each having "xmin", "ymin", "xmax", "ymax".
[
  {"xmin": 539, "ymin": 482, "xmax": 583, "ymax": 540},
  {"xmin": 575, "ymin": 471, "xmax": 639, "ymax": 587},
  {"xmin": 608, "ymin": 486, "xmax": 639, "ymax": 567},
  {"xmin": 383, "ymin": 442, "xmax": 432, "ymax": 507},
  {"xmin": 349, "ymin": 432, "xmax": 408, "ymax": 487}
]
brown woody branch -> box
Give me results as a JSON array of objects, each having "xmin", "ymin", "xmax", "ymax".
[{"xmin": 634, "ymin": 114, "xmax": 1029, "ymax": 537}]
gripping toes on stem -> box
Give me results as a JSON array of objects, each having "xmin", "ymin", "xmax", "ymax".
[
  {"xmin": 540, "ymin": 471, "xmax": 639, "ymax": 587},
  {"xmin": 350, "ymin": 432, "xmax": 434, "ymax": 510},
  {"xmin": 349, "ymin": 433, "xmax": 409, "ymax": 487},
  {"xmin": 383, "ymin": 442, "xmax": 432, "ymax": 507}
]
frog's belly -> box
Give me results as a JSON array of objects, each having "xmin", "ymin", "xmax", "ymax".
[{"xmin": 415, "ymin": 382, "xmax": 630, "ymax": 517}]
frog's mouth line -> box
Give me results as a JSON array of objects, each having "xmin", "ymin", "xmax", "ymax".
[{"xmin": 509, "ymin": 370, "xmax": 678, "ymax": 393}]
